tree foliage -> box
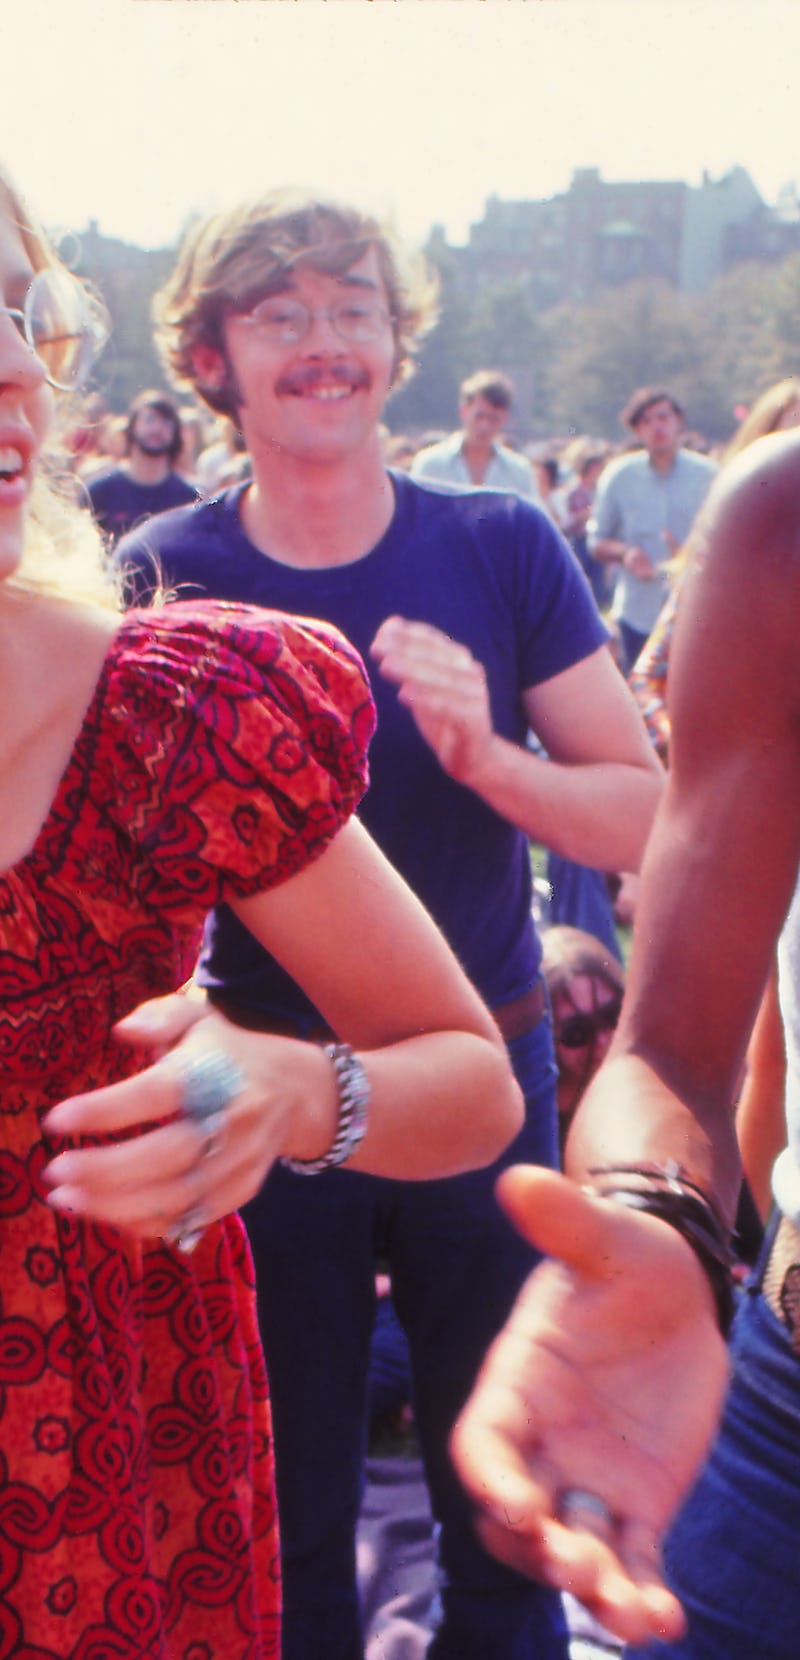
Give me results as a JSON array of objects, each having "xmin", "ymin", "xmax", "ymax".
[
  {"xmin": 391, "ymin": 246, "xmax": 800, "ymax": 444},
  {"xmin": 769, "ymin": 253, "xmax": 800, "ymax": 373},
  {"xmin": 543, "ymin": 282, "xmax": 708, "ymax": 436},
  {"xmin": 388, "ymin": 241, "xmax": 471, "ymax": 436},
  {"xmin": 73, "ymin": 231, "xmax": 179, "ymax": 412}
]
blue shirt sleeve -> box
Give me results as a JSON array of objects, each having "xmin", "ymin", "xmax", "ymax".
[{"xmin": 510, "ymin": 503, "xmax": 609, "ymax": 690}]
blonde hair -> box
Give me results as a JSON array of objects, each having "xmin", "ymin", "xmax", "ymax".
[
  {"xmin": 0, "ymin": 174, "xmax": 119, "ymax": 610},
  {"xmin": 153, "ymin": 189, "xmax": 440, "ymax": 418},
  {"xmin": 665, "ymin": 375, "xmax": 800, "ymax": 588},
  {"xmin": 723, "ymin": 377, "xmax": 800, "ymax": 463},
  {"xmin": 20, "ymin": 469, "xmax": 121, "ymax": 610}
]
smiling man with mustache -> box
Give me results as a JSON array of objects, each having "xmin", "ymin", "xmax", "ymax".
[{"xmin": 115, "ymin": 189, "xmax": 662, "ymax": 1660}]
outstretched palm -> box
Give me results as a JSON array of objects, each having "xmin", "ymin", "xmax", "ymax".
[{"xmin": 452, "ymin": 1166, "xmax": 730, "ymax": 1647}]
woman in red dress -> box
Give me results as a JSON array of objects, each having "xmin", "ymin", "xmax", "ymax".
[{"xmin": 0, "ymin": 175, "xmax": 521, "ymax": 1660}]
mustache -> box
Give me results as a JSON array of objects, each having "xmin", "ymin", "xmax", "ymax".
[{"xmin": 275, "ymin": 363, "xmax": 370, "ymax": 396}]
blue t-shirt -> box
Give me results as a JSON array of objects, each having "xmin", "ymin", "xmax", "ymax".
[
  {"xmin": 116, "ymin": 472, "xmax": 608, "ymax": 1018},
  {"xmin": 87, "ymin": 467, "xmax": 199, "ymax": 545}
]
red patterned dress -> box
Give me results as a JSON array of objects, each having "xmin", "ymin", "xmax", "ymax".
[{"xmin": 0, "ymin": 602, "xmax": 373, "ymax": 1660}]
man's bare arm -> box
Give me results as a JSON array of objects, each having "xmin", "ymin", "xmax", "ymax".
[
  {"xmin": 372, "ymin": 622, "xmax": 663, "ymax": 874},
  {"xmin": 569, "ymin": 430, "xmax": 800, "ymax": 1211},
  {"xmin": 452, "ymin": 430, "xmax": 800, "ymax": 1640}
]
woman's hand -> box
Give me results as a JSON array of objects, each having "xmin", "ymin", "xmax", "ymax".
[
  {"xmin": 42, "ymin": 993, "xmax": 335, "ymax": 1244},
  {"xmin": 451, "ymin": 1166, "xmax": 730, "ymax": 1647}
]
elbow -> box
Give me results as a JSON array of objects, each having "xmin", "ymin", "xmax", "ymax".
[
  {"xmin": 498, "ymin": 1067, "xmax": 526, "ymax": 1152},
  {"xmin": 478, "ymin": 1042, "xmax": 525, "ymax": 1164},
  {"xmin": 505, "ymin": 1072, "xmax": 526, "ymax": 1147},
  {"xmin": 445, "ymin": 1030, "xmax": 525, "ymax": 1175},
  {"xmin": 417, "ymin": 1041, "xmax": 524, "ymax": 1180}
]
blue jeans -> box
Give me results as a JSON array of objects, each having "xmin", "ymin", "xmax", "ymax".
[
  {"xmin": 242, "ymin": 1018, "xmax": 568, "ymax": 1660},
  {"xmin": 573, "ymin": 537, "xmax": 609, "ymax": 609},
  {"xmin": 368, "ymin": 1292, "xmax": 413, "ymax": 1419},
  {"xmin": 617, "ymin": 619, "xmax": 649, "ymax": 677},
  {"xmin": 628, "ymin": 1226, "xmax": 800, "ymax": 1660}
]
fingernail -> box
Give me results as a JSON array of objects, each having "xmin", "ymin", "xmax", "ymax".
[
  {"xmin": 46, "ymin": 1187, "xmax": 82, "ymax": 1214},
  {"xmin": 41, "ymin": 1154, "xmax": 74, "ymax": 1186},
  {"xmin": 42, "ymin": 1104, "xmax": 75, "ymax": 1134}
]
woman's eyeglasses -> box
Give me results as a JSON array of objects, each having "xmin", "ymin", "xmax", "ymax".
[
  {"xmin": 554, "ymin": 995, "xmax": 623, "ymax": 1050},
  {"xmin": 3, "ymin": 267, "xmax": 109, "ymax": 391}
]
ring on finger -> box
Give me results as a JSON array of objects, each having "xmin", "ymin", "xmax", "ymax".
[
  {"xmin": 556, "ymin": 1487, "xmax": 614, "ymax": 1530},
  {"xmin": 165, "ymin": 1204, "xmax": 208, "ymax": 1256},
  {"xmin": 177, "ymin": 1048, "xmax": 245, "ymax": 1160}
]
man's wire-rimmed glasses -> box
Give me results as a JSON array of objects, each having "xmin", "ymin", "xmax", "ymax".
[{"xmin": 236, "ymin": 293, "xmax": 393, "ymax": 347}]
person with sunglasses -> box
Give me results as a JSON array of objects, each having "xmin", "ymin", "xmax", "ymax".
[
  {"xmin": 0, "ymin": 170, "xmax": 530, "ymax": 1660},
  {"xmin": 542, "ymin": 926, "xmax": 624, "ymax": 1148}
]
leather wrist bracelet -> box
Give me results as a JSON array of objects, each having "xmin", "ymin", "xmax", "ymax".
[
  {"xmin": 282, "ymin": 1043, "xmax": 370, "ymax": 1176},
  {"xmin": 586, "ymin": 1162, "xmax": 735, "ymax": 1336}
]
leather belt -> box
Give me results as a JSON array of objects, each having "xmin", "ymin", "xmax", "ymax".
[
  {"xmin": 210, "ymin": 979, "xmax": 548, "ymax": 1048},
  {"xmin": 492, "ymin": 980, "xmax": 548, "ymax": 1044},
  {"xmin": 761, "ymin": 1213, "xmax": 800, "ymax": 1355}
]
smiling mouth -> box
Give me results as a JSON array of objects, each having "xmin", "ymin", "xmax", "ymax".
[
  {"xmin": 297, "ymin": 384, "xmax": 353, "ymax": 401},
  {"xmin": 278, "ymin": 366, "xmax": 368, "ymax": 401},
  {"xmin": 0, "ymin": 446, "xmax": 25, "ymax": 482}
]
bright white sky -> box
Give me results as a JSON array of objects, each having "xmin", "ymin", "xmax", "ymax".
[{"xmin": 5, "ymin": 0, "xmax": 800, "ymax": 253}]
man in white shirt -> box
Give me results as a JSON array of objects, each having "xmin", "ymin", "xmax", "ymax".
[
  {"xmin": 411, "ymin": 369, "xmax": 539, "ymax": 500},
  {"xmin": 588, "ymin": 387, "xmax": 717, "ymax": 672}
]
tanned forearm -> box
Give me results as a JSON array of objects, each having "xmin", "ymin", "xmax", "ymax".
[{"xmin": 566, "ymin": 1050, "xmax": 743, "ymax": 1228}]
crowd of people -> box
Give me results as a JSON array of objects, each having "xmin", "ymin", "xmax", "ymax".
[{"xmin": 2, "ymin": 160, "xmax": 800, "ymax": 1660}]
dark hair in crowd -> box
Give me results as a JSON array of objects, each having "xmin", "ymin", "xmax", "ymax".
[
  {"xmin": 125, "ymin": 389, "xmax": 183, "ymax": 463},
  {"xmin": 621, "ymin": 386, "xmax": 685, "ymax": 431},
  {"xmin": 459, "ymin": 369, "xmax": 515, "ymax": 411}
]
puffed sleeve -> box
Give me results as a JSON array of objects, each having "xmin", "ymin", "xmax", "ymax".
[{"xmin": 97, "ymin": 601, "xmax": 375, "ymax": 925}]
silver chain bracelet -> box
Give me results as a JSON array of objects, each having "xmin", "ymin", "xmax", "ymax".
[{"xmin": 282, "ymin": 1043, "xmax": 370, "ymax": 1175}]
